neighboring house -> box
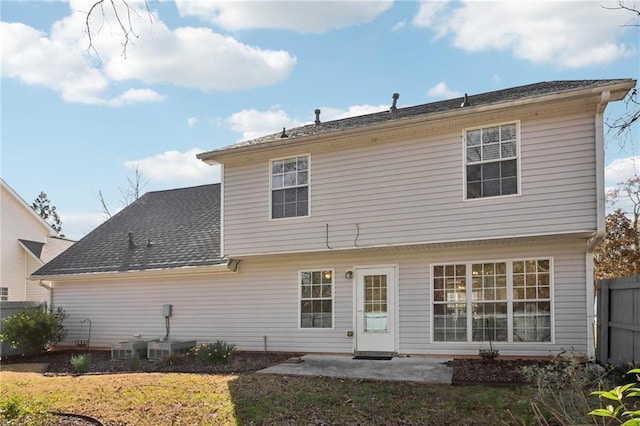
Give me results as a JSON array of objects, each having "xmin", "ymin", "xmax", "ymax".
[
  {"xmin": 33, "ymin": 79, "xmax": 636, "ymax": 359},
  {"xmin": 1, "ymin": 179, "xmax": 74, "ymax": 302}
]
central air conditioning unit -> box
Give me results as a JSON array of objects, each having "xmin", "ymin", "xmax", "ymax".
[
  {"xmin": 147, "ymin": 340, "xmax": 197, "ymax": 360},
  {"xmin": 111, "ymin": 340, "xmax": 148, "ymax": 360}
]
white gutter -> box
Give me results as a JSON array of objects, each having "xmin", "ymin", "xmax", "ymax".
[{"xmin": 585, "ymin": 90, "xmax": 611, "ymax": 361}]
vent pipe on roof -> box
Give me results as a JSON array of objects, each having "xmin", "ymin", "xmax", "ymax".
[
  {"xmin": 280, "ymin": 127, "xmax": 288, "ymax": 138},
  {"xmin": 390, "ymin": 93, "xmax": 399, "ymax": 113},
  {"xmin": 314, "ymin": 109, "xmax": 321, "ymax": 125},
  {"xmin": 461, "ymin": 93, "xmax": 470, "ymax": 107},
  {"xmin": 128, "ymin": 232, "xmax": 137, "ymax": 249}
]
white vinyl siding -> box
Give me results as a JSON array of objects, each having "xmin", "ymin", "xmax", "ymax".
[
  {"xmin": 51, "ymin": 239, "xmax": 587, "ymax": 357},
  {"xmin": 222, "ymin": 111, "xmax": 597, "ymax": 257}
]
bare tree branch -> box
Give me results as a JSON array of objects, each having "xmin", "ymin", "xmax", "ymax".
[{"xmin": 85, "ymin": 0, "xmax": 153, "ymax": 60}]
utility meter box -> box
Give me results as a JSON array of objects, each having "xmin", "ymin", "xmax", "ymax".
[{"xmin": 162, "ymin": 304, "xmax": 172, "ymax": 318}]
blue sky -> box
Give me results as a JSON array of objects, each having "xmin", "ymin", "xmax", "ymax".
[{"xmin": 2, "ymin": 0, "xmax": 638, "ymax": 240}]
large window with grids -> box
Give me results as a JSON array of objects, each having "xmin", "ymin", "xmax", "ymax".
[
  {"xmin": 465, "ymin": 122, "xmax": 519, "ymax": 199},
  {"xmin": 271, "ymin": 155, "xmax": 309, "ymax": 219},
  {"xmin": 299, "ymin": 270, "xmax": 333, "ymax": 328},
  {"xmin": 433, "ymin": 259, "xmax": 551, "ymax": 343},
  {"xmin": 0, "ymin": 287, "xmax": 7, "ymax": 301}
]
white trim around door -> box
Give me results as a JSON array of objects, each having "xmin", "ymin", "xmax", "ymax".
[{"xmin": 354, "ymin": 265, "xmax": 398, "ymax": 355}]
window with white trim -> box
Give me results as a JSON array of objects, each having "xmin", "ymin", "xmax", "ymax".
[
  {"xmin": 433, "ymin": 259, "xmax": 551, "ymax": 343},
  {"xmin": 271, "ymin": 155, "xmax": 309, "ymax": 219},
  {"xmin": 0, "ymin": 287, "xmax": 7, "ymax": 301},
  {"xmin": 465, "ymin": 123, "xmax": 518, "ymax": 199},
  {"xmin": 300, "ymin": 270, "xmax": 333, "ymax": 328}
]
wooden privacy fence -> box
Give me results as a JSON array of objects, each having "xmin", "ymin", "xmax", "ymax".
[{"xmin": 597, "ymin": 275, "xmax": 640, "ymax": 368}]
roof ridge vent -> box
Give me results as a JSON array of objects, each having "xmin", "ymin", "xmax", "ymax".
[
  {"xmin": 314, "ymin": 109, "xmax": 321, "ymax": 125},
  {"xmin": 390, "ymin": 93, "xmax": 399, "ymax": 113},
  {"xmin": 461, "ymin": 93, "xmax": 470, "ymax": 107}
]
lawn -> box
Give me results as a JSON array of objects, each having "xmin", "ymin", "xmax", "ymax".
[{"xmin": 0, "ymin": 370, "xmax": 536, "ymax": 425}]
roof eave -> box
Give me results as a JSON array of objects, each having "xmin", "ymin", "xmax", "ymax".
[
  {"xmin": 197, "ymin": 79, "xmax": 636, "ymax": 164},
  {"xmin": 31, "ymin": 261, "xmax": 238, "ymax": 282}
]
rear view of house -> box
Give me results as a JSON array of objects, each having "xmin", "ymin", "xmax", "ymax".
[{"xmin": 32, "ymin": 79, "xmax": 636, "ymax": 359}]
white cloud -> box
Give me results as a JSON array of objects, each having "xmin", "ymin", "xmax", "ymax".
[
  {"xmin": 413, "ymin": 1, "xmax": 635, "ymax": 68},
  {"xmin": 187, "ymin": 117, "xmax": 198, "ymax": 127},
  {"xmin": 605, "ymin": 156, "xmax": 640, "ymax": 185},
  {"xmin": 0, "ymin": 1, "xmax": 296, "ymax": 105},
  {"xmin": 226, "ymin": 104, "xmax": 389, "ymax": 141},
  {"xmin": 426, "ymin": 81, "xmax": 463, "ymax": 99},
  {"xmin": 227, "ymin": 108, "xmax": 304, "ymax": 141},
  {"xmin": 392, "ymin": 20, "xmax": 407, "ymax": 31},
  {"xmin": 319, "ymin": 104, "xmax": 388, "ymax": 121},
  {"xmin": 175, "ymin": 0, "xmax": 393, "ymax": 33},
  {"xmin": 60, "ymin": 211, "xmax": 109, "ymax": 240},
  {"xmin": 124, "ymin": 148, "xmax": 221, "ymax": 185}
]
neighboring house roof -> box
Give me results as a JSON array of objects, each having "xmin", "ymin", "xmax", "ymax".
[
  {"xmin": 19, "ymin": 239, "xmax": 44, "ymax": 258},
  {"xmin": 198, "ymin": 79, "xmax": 635, "ymax": 161},
  {"xmin": 32, "ymin": 184, "xmax": 224, "ymax": 278},
  {"xmin": 19, "ymin": 237, "xmax": 74, "ymax": 264}
]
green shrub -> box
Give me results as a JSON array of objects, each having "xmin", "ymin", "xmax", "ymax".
[
  {"xmin": 70, "ymin": 353, "xmax": 91, "ymax": 374},
  {"xmin": 0, "ymin": 306, "xmax": 67, "ymax": 357},
  {"xmin": 589, "ymin": 368, "xmax": 640, "ymax": 424},
  {"xmin": 190, "ymin": 340, "xmax": 236, "ymax": 364},
  {"xmin": 0, "ymin": 393, "xmax": 52, "ymax": 425}
]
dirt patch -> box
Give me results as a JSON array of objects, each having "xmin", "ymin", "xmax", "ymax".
[
  {"xmin": 450, "ymin": 358, "xmax": 550, "ymax": 385},
  {"xmin": 2, "ymin": 350, "xmax": 295, "ymax": 375}
]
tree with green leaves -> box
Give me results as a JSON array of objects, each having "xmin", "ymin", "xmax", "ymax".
[
  {"xmin": 594, "ymin": 209, "xmax": 640, "ymax": 279},
  {"xmin": 31, "ymin": 191, "xmax": 64, "ymax": 237}
]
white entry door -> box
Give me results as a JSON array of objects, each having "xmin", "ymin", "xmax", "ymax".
[{"xmin": 355, "ymin": 266, "xmax": 397, "ymax": 354}]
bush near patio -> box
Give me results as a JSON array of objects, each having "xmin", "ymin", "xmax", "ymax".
[
  {"xmin": 189, "ymin": 340, "xmax": 236, "ymax": 364},
  {"xmin": 0, "ymin": 306, "xmax": 67, "ymax": 357}
]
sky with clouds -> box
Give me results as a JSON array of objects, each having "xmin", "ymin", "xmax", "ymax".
[{"xmin": 2, "ymin": 0, "xmax": 638, "ymax": 239}]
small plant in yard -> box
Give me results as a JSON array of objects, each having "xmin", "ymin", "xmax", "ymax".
[
  {"xmin": 190, "ymin": 340, "xmax": 236, "ymax": 364},
  {"xmin": 69, "ymin": 353, "xmax": 91, "ymax": 374},
  {"xmin": 0, "ymin": 393, "xmax": 52, "ymax": 426},
  {"xmin": 589, "ymin": 368, "xmax": 640, "ymax": 425},
  {"xmin": 129, "ymin": 353, "xmax": 140, "ymax": 371},
  {"xmin": 0, "ymin": 305, "xmax": 67, "ymax": 357}
]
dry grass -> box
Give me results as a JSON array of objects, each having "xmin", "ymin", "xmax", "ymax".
[{"xmin": 1, "ymin": 371, "xmax": 536, "ymax": 425}]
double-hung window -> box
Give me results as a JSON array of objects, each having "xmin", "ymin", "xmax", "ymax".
[
  {"xmin": 300, "ymin": 270, "xmax": 333, "ymax": 328},
  {"xmin": 433, "ymin": 259, "xmax": 551, "ymax": 343},
  {"xmin": 465, "ymin": 122, "xmax": 519, "ymax": 199},
  {"xmin": 0, "ymin": 287, "xmax": 7, "ymax": 301},
  {"xmin": 271, "ymin": 155, "xmax": 309, "ymax": 219}
]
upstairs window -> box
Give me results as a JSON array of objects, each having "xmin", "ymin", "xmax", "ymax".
[
  {"xmin": 0, "ymin": 287, "xmax": 7, "ymax": 301},
  {"xmin": 465, "ymin": 123, "xmax": 519, "ymax": 199},
  {"xmin": 271, "ymin": 155, "xmax": 309, "ymax": 219}
]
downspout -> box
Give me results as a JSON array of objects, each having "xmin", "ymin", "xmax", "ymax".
[
  {"xmin": 37, "ymin": 280, "xmax": 53, "ymax": 309},
  {"xmin": 585, "ymin": 90, "xmax": 610, "ymax": 361}
]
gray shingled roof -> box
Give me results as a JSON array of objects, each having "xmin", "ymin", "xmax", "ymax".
[
  {"xmin": 32, "ymin": 184, "xmax": 223, "ymax": 277},
  {"xmin": 198, "ymin": 79, "xmax": 634, "ymax": 157}
]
